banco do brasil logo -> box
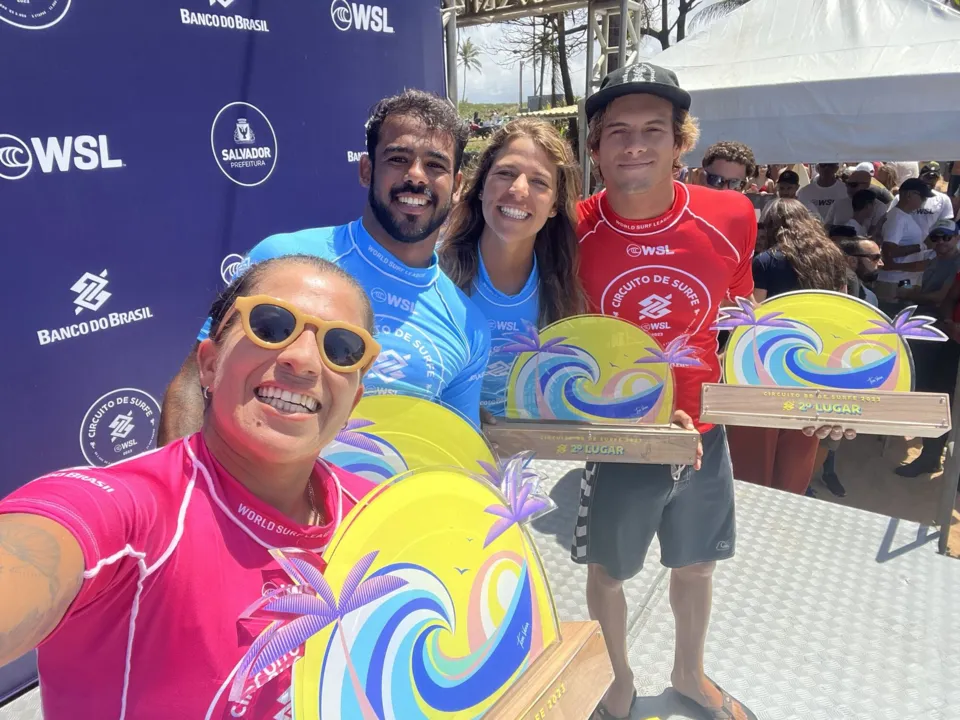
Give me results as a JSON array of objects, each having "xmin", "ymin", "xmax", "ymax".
[
  {"xmin": 35, "ymin": 269, "xmax": 155, "ymax": 346},
  {"xmin": 80, "ymin": 388, "xmax": 161, "ymax": 467},
  {"xmin": 0, "ymin": 0, "xmax": 70, "ymax": 29},
  {"xmin": 211, "ymin": 102, "xmax": 277, "ymax": 187}
]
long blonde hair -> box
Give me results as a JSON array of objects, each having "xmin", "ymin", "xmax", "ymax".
[{"xmin": 438, "ymin": 118, "xmax": 587, "ymax": 325}]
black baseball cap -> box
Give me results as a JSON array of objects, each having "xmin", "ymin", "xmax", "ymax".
[
  {"xmin": 920, "ymin": 161, "xmax": 942, "ymax": 177},
  {"xmin": 778, "ymin": 170, "xmax": 800, "ymax": 184},
  {"xmin": 900, "ymin": 177, "xmax": 934, "ymax": 198},
  {"xmin": 585, "ymin": 62, "xmax": 692, "ymax": 120}
]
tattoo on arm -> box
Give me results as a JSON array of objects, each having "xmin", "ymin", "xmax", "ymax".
[
  {"xmin": 0, "ymin": 523, "xmax": 62, "ymax": 598},
  {"xmin": 0, "ymin": 519, "xmax": 82, "ymax": 662}
]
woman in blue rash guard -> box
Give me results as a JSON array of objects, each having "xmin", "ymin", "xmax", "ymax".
[{"xmin": 438, "ymin": 118, "xmax": 587, "ymax": 422}]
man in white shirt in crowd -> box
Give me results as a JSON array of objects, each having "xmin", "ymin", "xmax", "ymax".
[
  {"xmin": 797, "ymin": 162, "xmax": 847, "ymax": 220},
  {"xmin": 875, "ymin": 178, "xmax": 934, "ymax": 303},
  {"xmin": 843, "ymin": 189, "xmax": 879, "ymax": 238},
  {"xmin": 824, "ymin": 168, "xmax": 888, "ymax": 236},
  {"xmin": 896, "ymin": 218, "xmax": 960, "ymax": 312},
  {"xmin": 885, "ymin": 162, "xmax": 955, "ymax": 235}
]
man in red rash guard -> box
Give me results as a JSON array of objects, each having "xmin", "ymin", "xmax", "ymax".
[{"xmin": 570, "ymin": 62, "xmax": 759, "ymax": 720}]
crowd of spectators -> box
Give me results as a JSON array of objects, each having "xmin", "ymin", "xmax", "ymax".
[{"xmin": 685, "ymin": 144, "xmax": 960, "ymax": 497}]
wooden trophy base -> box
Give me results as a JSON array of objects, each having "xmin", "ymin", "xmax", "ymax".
[
  {"xmin": 482, "ymin": 418, "xmax": 701, "ymax": 465},
  {"xmin": 700, "ymin": 384, "xmax": 951, "ymax": 438},
  {"xmin": 487, "ymin": 621, "xmax": 613, "ymax": 720}
]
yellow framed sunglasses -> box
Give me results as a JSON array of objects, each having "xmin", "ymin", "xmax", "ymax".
[{"xmin": 218, "ymin": 294, "xmax": 381, "ymax": 373}]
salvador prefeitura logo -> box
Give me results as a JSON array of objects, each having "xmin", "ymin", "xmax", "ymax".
[{"xmin": 211, "ymin": 102, "xmax": 278, "ymax": 187}]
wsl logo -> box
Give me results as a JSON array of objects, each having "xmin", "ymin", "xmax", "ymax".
[
  {"xmin": 369, "ymin": 287, "xmax": 414, "ymax": 312},
  {"xmin": 211, "ymin": 102, "xmax": 277, "ymax": 187},
  {"xmin": 0, "ymin": 0, "xmax": 71, "ymax": 29},
  {"xmin": 330, "ymin": 0, "xmax": 394, "ymax": 33},
  {"xmin": 220, "ymin": 253, "xmax": 250, "ymax": 284},
  {"xmin": 0, "ymin": 134, "xmax": 123, "ymax": 181},
  {"xmin": 0, "ymin": 135, "xmax": 31, "ymax": 180},
  {"xmin": 80, "ymin": 388, "xmax": 160, "ymax": 467}
]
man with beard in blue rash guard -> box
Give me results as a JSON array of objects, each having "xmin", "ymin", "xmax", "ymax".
[{"xmin": 159, "ymin": 90, "xmax": 490, "ymax": 444}]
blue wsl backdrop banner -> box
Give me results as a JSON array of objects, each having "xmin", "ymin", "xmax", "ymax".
[
  {"xmin": 0, "ymin": 0, "xmax": 442, "ymax": 698},
  {"xmin": 0, "ymin": 0, "xmax": 445, "ymax": 490}
]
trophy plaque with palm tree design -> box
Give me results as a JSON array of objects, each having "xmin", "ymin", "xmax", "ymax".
[
  {"xmin": 700, "ymin": 292, "xmax": 952, "ymax": 437},
  {"xmin": 221, "ymin": 453, "xmax": 613, "ymax": 719},
  {"xmin": 482, "ymin": 315, "xmax": 700, "ymax": 464},
  {"xmin": 320, "ymin": 395, "xmax": 498, "ymax": 484}
]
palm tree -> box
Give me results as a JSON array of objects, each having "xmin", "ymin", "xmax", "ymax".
[
  {"xmin": 458, "ymin": 38, "xmax": 483, "ymax": 103},
  {"xmin": 688, "ymin": 0, "xmax": 752, "ymax": 34},
  {"xmin": 634, "ymin": 334, "xmax": 705, "ymax": 369},
  {"xmin": 860, "ymin": 306, "xmax": 946, "ymax": 342},
  {"xmin": 335, "ymin": 418, "xmax": 384, "ymax": 456},
  {"xmin": 711, "ymin": 298, "xmax": 796, "ymax": 334},
  {"xmin": 483, "ymin": 451, "xmax": 554, "ymax": 548},
  {"xmin": 712, "ymin": 298, "xmax": 796, "ymax": 378},
  {"xmin": 501, "ymin": 320, "xmax": 578, "ymax": 357},
  {"xmin": 229, "ymin": 550, "xmax": 406, "ymax": 716}
]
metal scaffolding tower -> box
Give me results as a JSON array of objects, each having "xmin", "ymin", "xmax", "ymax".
[
  {"xmin": 579, "ymin": 0, "xmax": 646, "ymax": 194},
  {"xmin": 442, "ymin": 0, "xmax": 644, "ymax": 196}
]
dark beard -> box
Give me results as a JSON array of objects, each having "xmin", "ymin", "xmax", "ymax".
[
  {"xmin": 368, "ymin": 180, "xmax": 452, "ymax": 245},
  {"xmin": 860, "ymin": 269, "xmax": 879, "ymax": 282}
]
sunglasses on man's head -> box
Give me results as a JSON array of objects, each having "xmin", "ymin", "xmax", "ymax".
[
  {"xmin": 216, "ymin": 295, "xmax": 381, "ymax": 373},
  {"xmin": 930, "ymin": 234, "xmax": 955, "ymax": 243},
  {"xmin": 704, "ymin": 172, "xmax": 745, "ymax": 191},
  {"xmin": 845, "ymin": 181, "xmax": 869, "ymax": 188},
  {"xmin": 852, "ymin": 252, "xmax": 882, "ymax": 261}
]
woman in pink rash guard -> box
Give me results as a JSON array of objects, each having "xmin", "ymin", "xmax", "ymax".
[{"xmin": 0, "ymin": 255, "xmax": 383, "ymax": 719}]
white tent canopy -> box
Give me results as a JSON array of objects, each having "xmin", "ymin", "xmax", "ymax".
[{"xmin": 653, "ymin": 0, "xmax": 960, "ymax": 164}]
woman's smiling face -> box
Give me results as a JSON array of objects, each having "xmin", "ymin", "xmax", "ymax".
[{"xmin": 199, "ymin": 263, "xmax": 369, "ymax": 466}]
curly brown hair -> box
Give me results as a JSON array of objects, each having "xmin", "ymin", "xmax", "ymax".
[
  {"xmin": 762, "ymin": 199, "xmax": 847, "ymax": 292},
  {"xmin": 702, "ymin": 141, "xmax": 757, "ymax": 179},
  {"xmin": 438, "ymin": 118, "xmax": 587, "ymax": 325}
]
